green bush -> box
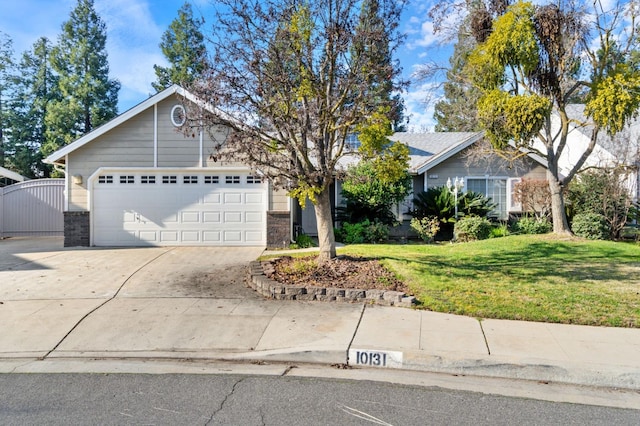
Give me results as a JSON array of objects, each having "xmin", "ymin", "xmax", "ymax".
[
  {"xmin": 410, "ymin": 216, "xmax": 440, "ymax": 243},
  {"xmin": 490, "ymin": 223, "xmax": 510, "ymax": 238},
  {"xmin": 454, "ymin": 216, "xmax": 492, "ymax": 242},
  {"xmin": 514, "ymin": 217, "xmax": 552, "ymax": 234},
  {"xmin": 572, "ymin": 212, "xmax": 609, "ymax": 240},
  {"xmin": 294, "ymin": 233, "xmax": 315, "ymax": 248},
  {"xmin": 337, "ymin": 220, "xmax": 389, "ymax": 244}
]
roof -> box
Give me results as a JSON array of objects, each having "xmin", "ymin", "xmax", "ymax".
[
  {"xmin": 0, "ymin": 166, "xmax": 27, "ymax": 182},
  {"xmin": 389, "ymin": 132, "xmax": 484, "ymax": 174},
  {"xmin": 44, "ymin": 85, "xmax": 200, "ymax": 166}
]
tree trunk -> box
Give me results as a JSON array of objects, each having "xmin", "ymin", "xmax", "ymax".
[
  {"xmin": 547, "ymin": 169, "xmax": 572, "ymax": 234},
  {"xmin": 314, "ymin": 185, "xmax": 337, "ymax": 262}
]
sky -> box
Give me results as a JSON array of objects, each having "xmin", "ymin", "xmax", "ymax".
[{"xmin": 0, "ymin": 0, "xmax": 451, "ymax": 131}]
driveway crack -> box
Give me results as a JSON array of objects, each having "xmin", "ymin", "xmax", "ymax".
[{"xmin": 40, "ymin": 248, "xmax": 175, "ymax": 359}]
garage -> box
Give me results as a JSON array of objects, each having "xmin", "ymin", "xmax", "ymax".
[{"xmin": 91, "ymin": 169, "xmax": 266, "ymax": 246}]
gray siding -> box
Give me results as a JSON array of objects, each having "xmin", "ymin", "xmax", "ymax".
[
  {"xmin": 423, "ymin": 147, "xmax": 547, "ymax": 189},
  {"xmin": 66, "ymin": 96, "xmax": 262, "ymax": 211},
  {"xmin": 0, "ymin": 179, "xmax": 64, "ymax": 237}
]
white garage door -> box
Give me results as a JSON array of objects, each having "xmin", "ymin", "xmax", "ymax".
[{"xmin": 92, "ymin": 171, "xmax": 266, "ymax": 246}]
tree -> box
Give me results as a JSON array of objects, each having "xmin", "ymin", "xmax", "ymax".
[
  {"xmin": 0, "ymin": 31, "xmax": 14, "ymax": 169},
  {"xmin": 433, "ymin": 24, "xmax": 482, "ymax": 132},
  {"xmin": 43, "ymin": 0, "xmax": 120, "ymax": 157},
  {"xmin": 461, "ymin": 0, "xmax": 640, "ymax": 234},
  {"xmin": 152, "ymin": 2, "xmax": 207, "ymax": 92},
  {"xmin": 340, "ymin": 109, "xmax": 411, "ymax": 224},
  {"xmin": 191, "ymin": 0, "xmax": 406, "ymax": 261},
  {"xmin": 5, "ymin": 37, "xmax": 60, "ymax": 177}
]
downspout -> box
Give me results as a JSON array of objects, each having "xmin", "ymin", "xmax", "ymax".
[{"xmin": 153, "ymin": 104, "xmax": 158, "ymax": 167}]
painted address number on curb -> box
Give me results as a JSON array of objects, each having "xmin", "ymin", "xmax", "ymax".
[{"xmin": 349, "ymin": 349, "xmax": 403, "ymax": 368}]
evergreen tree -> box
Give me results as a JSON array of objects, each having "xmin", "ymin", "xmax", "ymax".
[
  {"xmin": 433, "ymin": 29, "xmax": 482, "ymax": 132},
  {"xmin": 354, "ymin": 0, "xmax": 407, "ymax": 131},
  {"xmin": 0, "ymin": 32, "xmax": 14, "ymax": 169},
  {"xmin": 44, "ymin": 0, "xmax": 120, "ymax": 157},
  {"xmin": 152, "ymin": 2, "xmax": 207, "ymax": 92},
  {"xmin": 7, "ymin": 38, "xmax": 60, "ymax": 177}
]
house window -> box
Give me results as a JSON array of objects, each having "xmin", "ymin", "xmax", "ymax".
[
  {"xmin": 246, "ymin": 176, "xmax": 262, "ymax": 184},
  {"xmin": 226, "ymin": 175, "xmax": 240, "ymax": 184},
  {"xmin": 204, "ymin": 175, "xmax": 219, "ymax": 184},
  {"xmin": 98, "ymin": 175, "xmax": 113, "ymax": 184},
  {"xmin": 141, "ymin": 175, "xmax": 156, "ymax": 184},
  {"xmin": 183, "ymin": 175, "xmax": 198, "ymax": 184},
  {"xmin": 120, "ymin": 175, "xmax": 135, "ymax": 184},
  {"xmin": 162, "ymin": 175, "xmax": 177, "ymax": 184},
  {"xmin": 346, "ymin": 133, "xmax": 360, "ymax": 149},
  {"xmin": 466, "ymin": 177, "xmax": 507, "ymax": 220}
]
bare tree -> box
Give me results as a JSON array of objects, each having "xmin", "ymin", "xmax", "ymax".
[{"xmin": 190, "ymin": 0, "xmax": 406, "ymax": 261}]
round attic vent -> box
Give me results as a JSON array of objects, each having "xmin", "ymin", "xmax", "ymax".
[{"xmin": 171, "ymin": 104, "xmax": 186, "ymax": 127}]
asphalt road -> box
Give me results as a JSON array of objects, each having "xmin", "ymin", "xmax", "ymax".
[{"xmin": 0, "ymin": 373, "xmax": 638, "ymax": 425}]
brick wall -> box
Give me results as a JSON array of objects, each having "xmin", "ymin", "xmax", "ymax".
[
  {"xmin": 266, "ymin": 211, "xmax": 290, "ymax": 249},
  {"xmin": 63, "ymin": 211, "xmax": 90, "ymax": 247}
]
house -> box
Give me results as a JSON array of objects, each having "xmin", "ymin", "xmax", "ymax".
[
  {"xmin": 45, "ymin": 85, "xmax": 291, "ymax": 248},
  {"xmin": 0, "ymin": 166, "xmax": 27, "ymax": 187},
  {"xmin": 296, "ymin": 131, "xmax": 549, "ymax": 236}
]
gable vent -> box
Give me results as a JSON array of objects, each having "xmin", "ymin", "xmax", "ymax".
[{"xmin": 171, "ymin": 104, "xmax": 187, "ymax": 127}]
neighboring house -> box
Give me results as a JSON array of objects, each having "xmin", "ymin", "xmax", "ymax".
[
  {"xmin": 0, "ymin": 166, "xmax": 27, "ymax": 187},
  {"xmin": 45, "ymin": 85, "xmax": 291, "ymax": 248},
  {"xmin": 297, "ymin": 131, "xmax": 549, "ymax": 236}
]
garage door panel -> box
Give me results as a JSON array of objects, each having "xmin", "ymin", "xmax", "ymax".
[{"xmin": 93, "ymin": 172, "xmax": 266, "ymax": 246}]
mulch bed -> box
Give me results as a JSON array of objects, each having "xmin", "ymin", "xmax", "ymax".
[{"xmin": 265, "ymin": 255, "xmax": 411, "ymax": 294}]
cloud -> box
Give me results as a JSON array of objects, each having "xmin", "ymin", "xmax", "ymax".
[{"xmin": 402, "ymin": 81, "xmax": 442, "ymax": 132}]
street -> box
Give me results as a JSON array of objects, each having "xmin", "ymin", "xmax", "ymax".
[{"xmin": 1, "ymin": 372, "xmax": 638, "ymax": 425}]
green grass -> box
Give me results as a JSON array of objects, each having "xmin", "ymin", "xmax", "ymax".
[{"xmin": 341, "ymin": 235, "xmax": 640, "ymax": 328}]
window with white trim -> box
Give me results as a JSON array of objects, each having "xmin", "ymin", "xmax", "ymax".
[
  {"xmin": 246, "ymin": 176, "xmax": 262, "ymax": 184},
  {"xmin": 162, "ymin": 175, "xmax": 177, "ymax": 184},
  {"xmin": 204, "ymin": 175, "xmax": 219, "ymax": 184},
  {"xmin": 120, "ymin": 175, "xmax": 135, "ymax": 184},
  {"xmin": 141, "ymin": 175, "xmax": 156, "ymax": 184},
  {"xmin": 466, "ymin": 177, "xmax": 507, "ymax": 220},
  {"xmin": 183, "ymin": 175, "xmax": 198, "ymax": 184},
  {"xmin": 98, "ymin": 175, "xmax": 113, "ymax": 184},
  {"xmin": 225, "ymin": 175, "xmax": 240, "ymax": 184}
]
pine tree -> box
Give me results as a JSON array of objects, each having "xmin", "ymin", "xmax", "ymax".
[
  {"xmin": 354, "ymin": 0, "xmax": 407, "ymax": 131},
  {"xmin": 433, "ymin": 30, "xmax": 482, "ymax": 132},
  {"xmin": 0, "ymin": 31, "xmax": 14, "ymax": 169},
  {"xmin": 152, "ymin": 2, "xmax": 207, "ymax": 92},
  {"xmin": 44, "ymin": 0, "xmax": 119, "ymax": 156},
  {"xmin": 7, "ymin": 38, "xmax": 60, "ymax": 177}
]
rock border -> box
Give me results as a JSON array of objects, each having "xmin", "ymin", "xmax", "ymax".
[{"xmin": 248, "ymin": 259, "xmax": 416, "ymax": 308}]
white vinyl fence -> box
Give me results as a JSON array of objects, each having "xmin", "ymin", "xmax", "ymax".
[{"xmin": 0, "ymin": 179, "xmax": 64, "ymax": 237}]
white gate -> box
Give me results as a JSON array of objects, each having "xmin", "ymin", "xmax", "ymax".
[{"xmin": 0, "ymin": 179, "xmax": 64, "ymax": 237}]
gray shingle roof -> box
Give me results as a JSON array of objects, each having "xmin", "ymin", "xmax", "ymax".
[{"xmin": 389, "ymin": 132, "xmax": 482, "ymax": 173}]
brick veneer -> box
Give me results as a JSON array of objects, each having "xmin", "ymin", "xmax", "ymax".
[
  {"xmin": 266, "ymin": 210, "xmax": 291, "ymax": 249},
  {"xmin": 63, "ymin": 211, "xmax": 90, "ymax": 247}
]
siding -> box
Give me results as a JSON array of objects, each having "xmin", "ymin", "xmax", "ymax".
[
  {"xmin": 424, "ymin": 147, "xmax": 547, "ymax": 189},
  {"xmin": 0, "ymin": 179, "xmax": 64, "ymax": 236},
  {"xmin": 66, "ymin": 96, "xmax": 258, "ymax": 211}
]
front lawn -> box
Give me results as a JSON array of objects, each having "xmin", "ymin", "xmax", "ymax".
[{"xmin": 341, "ymin": 234, "xmax": 640, "ymax": 327}]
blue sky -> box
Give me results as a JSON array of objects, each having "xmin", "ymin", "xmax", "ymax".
[{"xmin": 0, "ymin": 0, "xmax": 450, "ymax": 131}]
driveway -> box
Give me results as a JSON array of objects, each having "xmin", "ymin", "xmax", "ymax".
[
  {"xmin": 0, "ymin": 237, "xmax": 264, "ymax": 300},
  {"xmin": 0, "ymin": 237, "xmax": 272, "ymax": 358}
]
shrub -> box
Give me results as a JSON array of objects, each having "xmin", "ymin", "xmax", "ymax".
[
  {"xmin": 514, "ymin": 217, "xmax": 552, "ymax": 234},
  {"xmin": 337, "ymin": 220, "xmax": 389, "ymax": 244},
  {"xmin": 490, "ymin": 223, "xmax": 510, "ymax": 238},
  {"xmin": 294, "ymin": 233, "xmax": 315, "ymax": 248},
  {"xmin": 454, "ymin": 216, "xmax": 492, "ymax": 242},
  {"xmin": 410, "ymin": 216, "xmax": 440, "ymax": 243},
  {"xmin": 572, "ymin": 212, "xmax": 609, "ymax": 240},
  {"xmin": 410, "ymin": 186, "xmax": 496, "ymax": 223}
]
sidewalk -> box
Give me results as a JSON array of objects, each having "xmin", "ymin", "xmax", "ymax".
[{"xmin": 0, "ymin": 238, "xmax": 639, "ymax": 393}]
